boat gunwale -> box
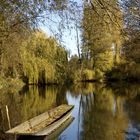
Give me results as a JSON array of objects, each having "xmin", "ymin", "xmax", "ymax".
[
  {"xmin": 35, "ymin": 109, "xmax": 74, "ymax": 136},
  {"xmin": 39, "ymin": 105, "xmax": 74, "ymax": 131}
]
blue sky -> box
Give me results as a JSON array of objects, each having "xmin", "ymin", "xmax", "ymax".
[
  {"xmin": 39, "ymin": 0, "xmax": 83, "ymax": 56},
  {"xmin": 40, "ymin": 23, "xmax": 80, "ymax": 55}
]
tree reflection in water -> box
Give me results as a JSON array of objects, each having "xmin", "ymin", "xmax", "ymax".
[
  {"xmin": 0, "ymin": 85, "xmax": 67, "ymax": 140},
  {"xmin": 64, "ymin": 83, "xmax": 140, "ymax": 140},
  {"xmin": 80, "ymin": 85, "xmax": 128, "ymax": 140},
  {"xmin": 0, "ymin": 83, "xmax": 140, "ymax": 140}
]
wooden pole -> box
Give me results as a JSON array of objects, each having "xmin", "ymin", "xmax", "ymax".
[{"xmin": 5, "ymin": 105, "xmax": 11, "ymax": 129}]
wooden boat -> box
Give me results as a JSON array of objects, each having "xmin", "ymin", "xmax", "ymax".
[
  {"xmin": 44, "ymin": 116, "xmax": 74, "ymax": 140},
  {"xmin": 6, "ymin": 104, "xmax": 74, "ymax": 136},
  {"xmin": 17, "ymin": 116, "xmax": 74, "ymax": 140}
]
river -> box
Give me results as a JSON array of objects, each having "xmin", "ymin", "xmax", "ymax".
[{"xmin": 0, "ymin": 82, "xmax": 140, "ymax": 140}]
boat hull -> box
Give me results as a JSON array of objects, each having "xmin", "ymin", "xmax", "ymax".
[
  {"xmin": 17, "ymin": 117, "xmax": 74, "ymax": 140},
  {"xmin": 35, "ymin": 109, "xmax": 73, "ymax": 136},
  {"xmin": 6, "ymin": 104, "xmax": 74, "ymax": 136}
]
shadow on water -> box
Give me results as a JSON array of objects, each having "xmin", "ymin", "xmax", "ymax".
[{"xmin": 0, "ymin": 82, "xmax": 140, "ymax": 140}]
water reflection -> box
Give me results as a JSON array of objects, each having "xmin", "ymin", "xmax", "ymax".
[
  {"xmin": 0, "ymin": 85, "xmax": 67, "ymax": 140},
  {"xmin": 60, "ymin": 83, "xmax": 140, "ymax": 140},
  {"xmin": 0, "ymin": 82, "xmax": 140, "ymax": 140},
  {"xmin": 80, "ymin": 85, "xmax": 128, "ymax": 140}
]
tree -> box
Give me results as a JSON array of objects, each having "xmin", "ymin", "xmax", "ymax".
[
  {"xmin": 21, "ymin": 31, "xmax": 68, "ymax": 84},
  {"xmin": 0, "ymin": 0, "xmax": 69, "ymax": 84},
  {"xmin": 122, "ymin": 0, "xmax": 140, "ymax": 63},
  {"xmin": 81, "ymin": 0, "xmax": 123, "ymax": 79}
]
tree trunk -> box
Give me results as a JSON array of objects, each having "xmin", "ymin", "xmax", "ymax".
[{"xmin": 114, "ymin": 42, "xmax": 121, "ymax": 64}]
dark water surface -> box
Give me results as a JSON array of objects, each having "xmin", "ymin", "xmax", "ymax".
[{"xmin": 0, "ymin": 83, "xmax": 140, "ymax": 140}]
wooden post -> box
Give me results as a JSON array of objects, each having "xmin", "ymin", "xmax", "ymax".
[{"xmin": 5, "ymin": 105, "xmax": 11, "ymax": 129}]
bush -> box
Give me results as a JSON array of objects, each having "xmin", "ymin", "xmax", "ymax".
[
  {"xmin": 82, "ymin": 69, "xmax": 95, "ymax": 81},
  {"xmin": 0, "ymin": 76, "xmax": 24, "ymax": 89},
  {"xmin": 106, "ymin": 61, "xmax": 140, "ymax": 81}
]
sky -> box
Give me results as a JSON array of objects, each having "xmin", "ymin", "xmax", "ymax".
[
  {"xmin": 40, "ymin": 23, "xmax": 80, "ymax": 56},
  {"xmin": 39, "ymin": 0, "xmax": 83, "ymax": 56}
]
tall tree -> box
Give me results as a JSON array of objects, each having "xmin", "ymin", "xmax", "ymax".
[
  {"xmin": 122, "ymin": 0, "xmax": 140, "ymax": 63},
  {"xmin": 81, "ymin": 0, "xmax": 123, "ymax": 78}
]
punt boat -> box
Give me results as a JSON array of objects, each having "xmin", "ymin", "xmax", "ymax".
[
  {"xmin": 17, "ymin": 116, "xmax": 74, "ymax": 140},
  {"xmin": 6, "ymin": 104, "xmax": 74, "ymax": 136}
]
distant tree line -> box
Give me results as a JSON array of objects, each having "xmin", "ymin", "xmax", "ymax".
[{"xmin": 0, "ymin": 0, "xmax": 140, "ymax": 88}]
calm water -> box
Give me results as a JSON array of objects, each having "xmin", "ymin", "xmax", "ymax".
[{"xmin": 0, "ymin": 83, "xmax": 140, "ymax": 140}]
